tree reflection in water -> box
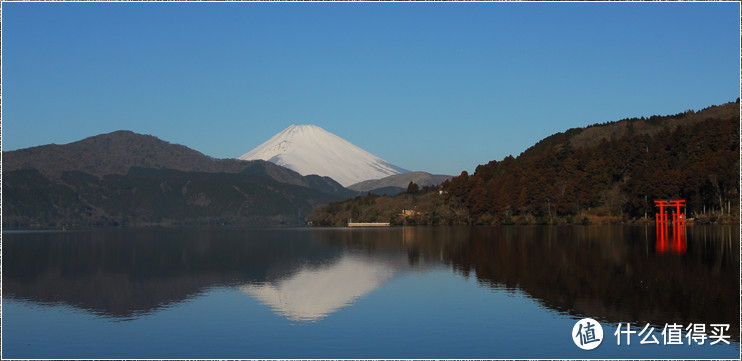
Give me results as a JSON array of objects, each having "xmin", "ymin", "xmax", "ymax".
[{"xmin": 3, "ymin": 225, "xmax": 738, "ymax": 341}]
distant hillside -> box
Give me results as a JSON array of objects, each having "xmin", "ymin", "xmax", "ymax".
[
  {"xmin": 310, "ymin": 100, "xmax": 740, "ymax": 226},
  {"xmin": 304, "ymin": 174, "xmax": 358, "ymax": 198},
  {"xmin": 5, "ymin": 130, "xmax": 237, "ymax": 177},
  {"xmin": 519, "ymin": 101, "xmax": 739, "ymax": 159},
  {"xmin": 3, "ymin": 130, "xmax": 341, "ymax": 191},
  {"xmin": 2, "ymin": 131, "xmax": 351, "ymax": 228},
  {"xmin": 347, "ymin": 171, "xmax": 452, "ymax": 195}
]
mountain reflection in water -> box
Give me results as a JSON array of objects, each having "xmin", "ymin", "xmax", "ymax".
[
  {"xmin": 2, "ymin": 225, "xmax": 738, "ymax": 340},
  {"xmin": 241, "ymin": 254, "xmax": 398, "ymax": 322}
]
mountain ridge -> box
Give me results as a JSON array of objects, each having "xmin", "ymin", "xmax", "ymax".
[
  {"xmin": 2, "ymin": 130, "xmax": 354, "ymax": 228},
  {"xmin": 347, "ymin": 171, "xmax": 452, "ymax": 195},
  {"xmin": 518, "ymin": 101, "xmax": 740, "ymax": 159},
  {"xmin": 3, "ymin": 130, "xmax": 350, "ymax": 193}
]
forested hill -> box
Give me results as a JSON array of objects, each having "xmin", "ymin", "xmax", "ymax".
[
  {"xmin": 519, "ymin": 100, "xmax": 739, "ymax": 159},
  {"xmin": 310, "ymin": 100, "xmax": 739, "ymax": 226},
  {"xmin": 446, "ymin": 100, "xmax": 739, "ymax": 224}
]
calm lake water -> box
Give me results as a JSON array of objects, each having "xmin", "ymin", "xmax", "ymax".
[{"xmin": 2, "ymin": 225, "xmax": 739, "ymax": 359}]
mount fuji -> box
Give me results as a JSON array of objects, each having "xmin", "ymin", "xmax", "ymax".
[{"xmin": 238, "ymin": 125, "xmax": 408, "ymax": 187}]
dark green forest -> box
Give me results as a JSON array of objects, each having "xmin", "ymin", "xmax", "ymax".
[
  {"xmin": 2, "ymin": 167, "xmax": 343, "ymax": 228},
  {"xmin": 311, "ymin": 100, "xmax": 740, "ymax": 226}
]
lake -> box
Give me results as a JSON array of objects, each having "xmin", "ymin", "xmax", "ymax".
[{"xmin": 2, "ymin": 225, "xmax": 739, "ymax": 359}]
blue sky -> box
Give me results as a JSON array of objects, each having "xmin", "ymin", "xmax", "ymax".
[{"xmin": 2, "ymin": 2, "xmax": 739, "ymax": 175}]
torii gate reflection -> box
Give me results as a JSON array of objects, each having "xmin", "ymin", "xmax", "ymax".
[{"xmin": 654, "ymin": 199, "xmax": 686, "ymax": 254}]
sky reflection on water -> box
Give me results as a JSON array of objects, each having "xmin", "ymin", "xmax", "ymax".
[{"xmin": 2, "ymin": 225, "xmax": 739, "ymax": 359}]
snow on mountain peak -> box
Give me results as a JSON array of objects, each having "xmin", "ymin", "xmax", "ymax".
[{"xmin": 238, "ymin": 124, "xmax": 408, "ymax": 187}]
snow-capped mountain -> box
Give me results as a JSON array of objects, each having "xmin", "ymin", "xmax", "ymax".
[{"xmin": 238, "ymin": 125, "xmax": 408, "ymax": 187}]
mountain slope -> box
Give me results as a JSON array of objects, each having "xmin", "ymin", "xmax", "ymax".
[
  {"xmin": 239, "ymin": 125, "xmax": 408, "ymax": 187},
  {"xmin": 3, "ymin": 167, "xmax": 343, "ymax": 228},
  {"xmin": 518, "ymin": 101, "xmax": 740, "ymax": 159},
  {"xmin": 3, "ymin": 130, "xmax": 241, "ymax": 178},
  {"xmin": 3, "ymin": 130, "xmax": 348, "ymax": 194},
  {"xmin": 2, "ymin": 131, "xmax": 354, "ymax": 228},
  {"xmin": 347, "ymin": 171, "xmax": 452, "ymax": 194}
]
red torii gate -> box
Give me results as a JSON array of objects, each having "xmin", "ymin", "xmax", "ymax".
[
  {"xmin": 654, "ymin": 199, "xmax": 685, "ymax": 225},
  {"xmin": 654, "ymin": 199, "xmax": 687, "ymax": 255},
  {"xmin": 654, "ymin": 200, "xmax": 669, "ymax": 224},
  {"xmin": 669, "ymin": 199, "xmax": 685, "ymax": 224}
]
